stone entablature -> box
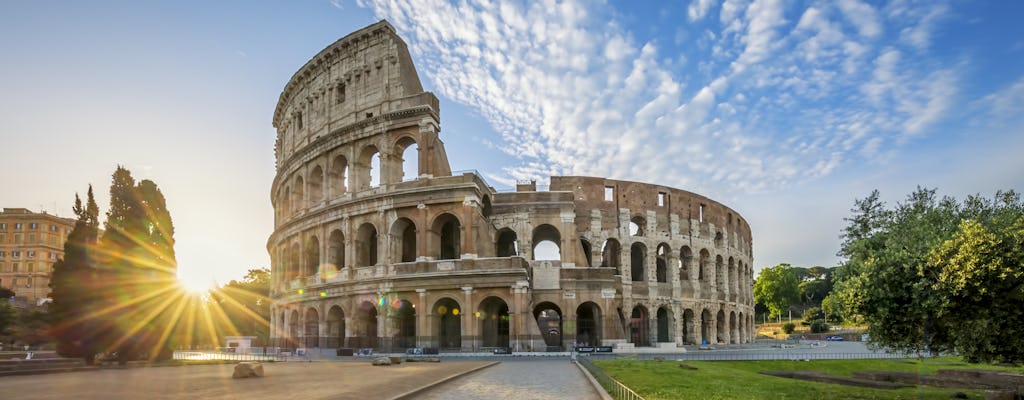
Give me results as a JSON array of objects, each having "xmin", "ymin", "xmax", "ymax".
[{"xmin": 268, "ymin": 21, "xmax": 755, "ymax": 353}]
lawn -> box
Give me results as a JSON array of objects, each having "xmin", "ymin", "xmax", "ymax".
[{"xmin": 591, "ymin": 356, "xmax": 1024, "ymax": 400}]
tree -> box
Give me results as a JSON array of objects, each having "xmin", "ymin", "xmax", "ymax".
[
  {"xmin": 210, "ymin": 268, "xmax": 271, "ymax": 345},
  {"xmin": 48, "ymin": 187, "xmax": 103, "ymax": 363},
  {"xmin": 836, "ymin": 188, "xmax": 1024, "ymax": 362},
  {"xmin": 753, "ymin": 263, "xmax": 799, "ymax": 320},
  {"xmin": 0, "ymin": 293, "xmax": 14, "ymax": 339}
]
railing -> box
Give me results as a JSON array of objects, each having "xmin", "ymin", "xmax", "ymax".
[
  {"xmin": 587, "ymin": 351, "xmax": 915, "ymax": 362},
  {"xmin": 578, "ymin": 357, "xmax": 645, "ymax": 400},
  {"xmin": 172, "ymin": 350, "xmax": 288, "ymax": 362}
]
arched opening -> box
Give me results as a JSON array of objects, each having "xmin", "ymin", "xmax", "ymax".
[
  {"xmin": 630, "ymin": 306, "xmax": 650, "ymax": 347},
  {"xmin": 717, "ymin": 310, "xmax": 727, "ymax": 344},
  {"xmin": 327, "ymin": 306, "xmax": 345, "ymax": 348},
  {"xmin": 352, "ymin": 301, "xmax": 378, "ymax": 349},
  {"xmin": 289, "ymin": 242, "xmax": 300, "ymax": 280},
  {"xmin": 656, "ymin": 243, "xmax": 669, "ymax": 282},
  {"xmin": 434, "ymin": 298, "xmax": 462, "ymax": 349},
  {"xmin": 304, "ymin": 235, "xmax": 320, "ymax": 278},
  {"xmin": 495, "ymin": 228, "xmax": 518, "ymax": 257},
  {"xmin": 716, "ymin": 255, "xmax": 725, "ymax": 297},
  {"xmin": 682, "ymin": 309, "xmax": 696, "ymax": 345},
  {"xmin": 280, "ymin": 186, "xmax": 291, "ymax": 219},
  {"xmin": 630, "ymin": 242, "xmax": 646, "ymax": 282},
  {"xmin": 629, "ymin": 216, "xmax": 645, "ymax": 236},
  {"xmin": 700, "ymin": 309, "xmax": 712, "ymax": 345},
  {"xmin": 579, "ymin": 238, "xmax": 593, "ymax": 267},
  {"xmin": 714, "ymin": 231, "xmax": 724, "ymax": 248},
  {"xmin": 328, "ymin": 230, "xmax": 345, "ymax": 272},
  {"xmin": 576, "ymin": 302, "xmax": 601, "ymax": 346},
  {"xmin": 481, "ymin": 195, "xmax": 493, "ymax": 217},
  {"xmin": 329, "ymin": 154, "xmax": 348, "ymax": 197},
  {"xmin": 293, "ymin": 176, "xmax": 305, "ymax": 212},
  {"xmin": 390, "ymin": 218, "xmax": 417, "ymax": 263},
  {"xmin": 728, "ymin": 257, "xmax": 737, "ymax": 301},
  {"xmin": 370, "ymin": 153, "xmax": 381, "ymax": 187},
  {"xmin": 699, "ymin": 249, "xmax": 710, "ymax": 283},
  {"xmin": 532, "ymin": 224, "xmax": 561, "ymax": 261},
  {"xmin": 432, "ymin": 213, "xmax": 461, "ymax": 260},
  {"xmin": 391, "ymin": 299, "xmax": 416, "ymax": 349},
  {"xmin": 601, "ymin": 239, "xmax": 621, "ymax": 269},
  {"xmin": 679, "ymin": 246, "xmax": 693, "ymax": 281},
  {"xmin": 354, "ymin": 145, "xmax": 380, "ymax": 191},
  {"xmin": 478, "ymin": 297, "xmax": 510, "ymax": 348},
  {"xmin": 656, "ymin": 306, "xmax": 671, "ymax": 343},
  {"xmin": 308, "ymin": 165, "xmax": 324, "ymax": 204},
  {"xmin": 355, "ymin": 223, "xmax": 378, "ymax": 267},
  {"xmin": 738, "ymin": 312, "xmax": 745, "ymax": 344},
  {"xmin": 396, "ymin": 136, "xmax": 418, "ymax": 182},
  {"xmin": 729, "ymin": 311, "xmax": 738, "ymax": 344},
  {"xmin": 304, "ymin": 308, "xmax": 319, "ymax": 348},
  {"xmin": 533, "ymin": 302, "xmax": 563, "ymax": 350},
  {"xmin": 288, "ymin": 310, "xmax": 300, "ymax": 350}
]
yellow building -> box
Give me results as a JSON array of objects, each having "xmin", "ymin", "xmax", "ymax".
[{"xmin": 0, "ymin": 208, "xmax": 75, "ymax": 305}]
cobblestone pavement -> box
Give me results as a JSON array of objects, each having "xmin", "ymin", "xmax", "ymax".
[{"xmin": 416, "ymin": 359, "xmax": 600, "ymax": 400}]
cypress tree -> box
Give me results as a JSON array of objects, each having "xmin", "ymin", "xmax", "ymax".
[{"xmin": 49, "ymin": 186, "xmax": 102, "ymax": 363}]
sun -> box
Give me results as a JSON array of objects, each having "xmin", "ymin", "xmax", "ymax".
[{"xmin": 177, "ymin": 272, "xmax": 216, "ymax": 294}]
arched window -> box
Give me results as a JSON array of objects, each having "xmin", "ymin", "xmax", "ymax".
[
  {"xmin": 304, "ymin": 235, "xmax": 320, "ymax": 277},
  {"xmin": 395, "ymin": 136, "xmax": 418, "ymax": 182},
  {"xmin": 329, "ymin": 155, "xmax": 348, "ymax": 197},
  {"xmin": 679, "ymin": 246, "xmax": 693, "ymax": 281},
  {"xmin": 308, "ymin": 165, "xmax": 324, "ymax": 204},
  {"xmin": 354, "ymin": 145, "xmax": 380, "ymax": 191},
  {"xmin": 496, "ymin": 228, "xmax": 518, "ymax": 257},
  {"xmin": 390, "ymin": 218, "xmax": 417, "ymax": 262},
  {"xmin": 579, "ymin": 238, "xmax": 593, "ymax": 267},
  {"xmin": 328, "ymin": 229, "xmax": 345, "ymax": 271},
  {"xmin": 293, "ymin": 176, "xmax": 304, "ymax": 212},
  {"xmin": 630, "ymin": 242, "xmax": 646, "ymax": 281},
  {"xmin": 532, "ymin": 224, "xmax": 561, "ymax": 261},
  {"xmin": 355, "ymin": 223, "xmax": 378, "ymax": 267},
  {"xmin": 699, "ymin": 249, "xmax": 710, "ymax": 282},
  {"xmin": 655, "ymin": 243, "xmax": 669, "ymax": 282},
  {"xmin": 432, "ymin": 213, "xmax": 461, "ymax": 260},
  {"xmin": 629, "ymin": 216, "xmax": 645, "ymax": 236},
  {"xmin": 601, "ymin": 239, "xmax": 621, "ymax": 269}
]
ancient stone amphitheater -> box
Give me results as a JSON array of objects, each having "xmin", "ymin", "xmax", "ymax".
[{"xmin": 268, "ymin": 21, "xmax": 754, "ymax": 353}]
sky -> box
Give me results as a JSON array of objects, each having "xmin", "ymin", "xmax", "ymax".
[{"xmin": 1, "ymin": 0, "xmax": 1022, "ymax": 289}]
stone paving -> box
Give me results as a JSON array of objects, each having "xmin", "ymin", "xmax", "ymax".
[{"xmin": 415, "ymin": 359, "xmax": 601, "ymax": 400}]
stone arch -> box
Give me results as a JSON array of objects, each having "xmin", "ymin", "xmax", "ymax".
[
  {"xmin": 601, "ymin": 239, "xmax": 621, "ymax": 269},
  {"xmin": 656, "ymin": 306, "xmax": 673, "ymax": 343},
  {"xmin": 655, "ymin": 243, "xmax": 670, "ymax": 282},
  {"xmin": 716, "ymin": 255, "xmax": 725, "ymax": 297},
  {"xmin": 495, "ymin": 228, "xmax": 518, "ymax": 257},
  {"xmin": 308, "ymin": 165, "xmax": 324, "ymax": 204},
  {"xmin": 679, "ymin": 246, "xmax": 693, "ymax": 281},
  {"xmin": 293, "ymin": 176, "xmax": 305, "ymax": 212},
  {"xmin": 480, "ymin": 195, "xmax": 493, "ymax": 217},
  {"xmin": 682, "ymin": 308, "xmax": 696, "ymax": 344},
  {"xmin": 354, "ymin": 144, "xmax": 380, "ymax": 191},
  {"xmin": 729, "ymin": 311, "xmax": 738, "ymax": 344},
  {"xmin": 394, "ymin": 135, "xmax": 418, "ymax": 182},
  {"xmin": 390, "ymin": 217, "xmax": 417, "ymax": 262},
  {"xmin": 278, "ymin": 186, "xmax": 290, "ymax": 220},
  {"xmin": 532, "ymin": 224, "xmax": 561, "ymax": 261},
  {"xmin": 630, "ymin": 305, "xmax": 650, "ymax": 347},
  {"xmin": 304, "ymin": 307, "xmax": 320, "ymax": 348},
  {"xmin": 576, "ymin": 302, "xmax": 601, "ymax": 346},
  {"xmin": 433, "ymin": 297, "xmax": 462, "ymax": 349},
  {"xmin": 728, "ymin": 257, "xmax": 737, "ymax": 301},
  {"xmin": 289, "ymin": 242, "xmax": 300, "ymax": 280},
  {"xmin": 355, "ymin": 223, "xmax": 378, "ymax": 267},
  {"xmin": 700, "ymin": 308, "xmax": 712, "ymax": 345},
  {"xmin": 737, "ymin": 311, "xmax": 744, "ymax": 344},
  {"xmin": 329, "ymin": 154, "xmax": 348, "ymax": 197},
  {"xmin": 304, "ymin": 235, "xmax": 320, "ymax": 278},
  {"xmin": 533, "ymin": 302, "xmax": 563, "ymax": 349},
  {"xmin": 288, "ymin": 309, "xmax": 300, "ymax": 349},
  {"xmin": 431, "ymin": 213, "xmax": 461, "ymax": 260},
  {"xmin": 630, "ymin": 242, "xmax": 646, "ymax": 282},
  {"xmin": 328, "ymin": 229, "xmax": 345, "ymax": 272},
  {"xmin": 391, "ymin": 299, "xmax": 416, "ymax": 349},
  {"xmin": 629, "ymin": 215, "xmax": 645, "ymax": 236},
  {"xmin": 714, "ymin": 231, "xmax": 724, "ymax": 248},
  {"xmin": 717, "ymin": 309, "xmax": 727, "ymax": 344},
  {"xmin": 478, "ymin": 296, "xmax": 510, "ymax": 348},
  {"xmin": 352, "ymin": 300, "xmax": 379, "ymax": 348},
  {"xmin": 327, "ymin": 305, "xmax": 345, "ymax": 349},
  {"xmin": 699, "ymin": 249, "xmax": 710, "ymax": 282},
  {"xmin": 579, "ymin": 237, "xmax": 593, "ymax": 267}
]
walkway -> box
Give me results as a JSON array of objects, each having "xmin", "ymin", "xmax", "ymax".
[{"xmin": 416, "ymin": 359, "xmax": 601, "ymax": 400}]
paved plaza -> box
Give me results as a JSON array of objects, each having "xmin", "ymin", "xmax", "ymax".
[{"xmin": 416, "ymin": 359, "xmax": 601, "ymax": 400}]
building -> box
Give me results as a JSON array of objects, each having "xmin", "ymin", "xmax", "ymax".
[
  {"xmin": 0, "ymin": 208, "xmax": 75, "ymax": 305},
  {"xmin": 268, "ymin": 21, "xmax": 755, "ymax": 352}
]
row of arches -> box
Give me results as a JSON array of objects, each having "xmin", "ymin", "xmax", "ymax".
[{"xmin": 276, "ymin": 136, "xmax": 420, "ymax": 221}]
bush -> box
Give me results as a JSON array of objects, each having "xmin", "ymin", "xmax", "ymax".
[
  {"xmin": 781, "ymin": 322, "xmax": 796, "ymax": 334},
  {"xmin": 802, "ymin": 307, "xmax": 823, "ymax": 322},
  {"xmin": 810, "ymin": 320, "xmax": 830, "ymax": 333}
]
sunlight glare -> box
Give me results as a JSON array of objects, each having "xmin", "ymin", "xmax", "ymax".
[{"xmin": 177, "ymin": 272, "xmax": 215, "ymax": 294}]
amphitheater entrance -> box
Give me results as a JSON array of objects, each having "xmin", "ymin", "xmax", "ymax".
[
  {"xmin": 656, "ymin": 306, "xmax": 672, "ymax": 343},
  {"xmin": 575, "ymin": 302, "xmax": 601, "ymax": 347},
  {"xmin": 701, "ymin": 309, "xmax": 712, "ymax": 344},
  {"xmin": 393, "ymin": 299, "xmax": 416, "ymax": 349},
  {"xmin": 478, "ymin": 296, "xmax": 509, "ymax": 348},
  {"xmin": 717, "ymin": 310, "xmax": 727, "ymax": 344},
  {"xmin": 434, "ymin": 298, "xmax": 461, "ymax": 349},
  {"xmin": 682, "ymin": 308, "xmax": 696, "ymax": 345},
  {"xmin": 630, "ymin": 306, "xmax": 650, "ymax": 347},
  {"xmin": 351, "ymin": 301, "xmax": 378, "ymax": 348},
  {"xmin": 327, "ymin": 306, "xmax": 345, "ymax": 348},
  {"xmin": 533, "ymin": 302, "xmax": 563, "ymax": 350},
  {"xmin": 288, "ymin": 310, "xmax": 299, "ymax": 350}
]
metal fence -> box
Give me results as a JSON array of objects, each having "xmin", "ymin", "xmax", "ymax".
[
  {"xmin": 587, "ymin": 351, "xmax": 915, "ymax": 362},
  {"xmin": 578, "ymin": 357, "xmax": 645, "ymax": 400},
  {"xmin": 172, "ymin": 351, "xmax": 288, "ymax": 362}
]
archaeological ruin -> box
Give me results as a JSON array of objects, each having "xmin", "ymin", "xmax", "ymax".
[{"xmin": 268, "ymin": 20, "xmax": 755, "ymax": 353}]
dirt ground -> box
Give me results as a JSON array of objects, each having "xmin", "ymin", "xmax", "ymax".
[{"xmin": 0, "ymin": 360, "xmax": 494, "ymax": 400}]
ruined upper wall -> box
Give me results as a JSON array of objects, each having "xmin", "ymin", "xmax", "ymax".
[{"xmin": 272, "ymin": 20, "xmax": 437, "ymax": 166}]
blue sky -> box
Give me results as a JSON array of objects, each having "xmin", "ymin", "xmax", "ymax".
[{"xmin": 2, "ymin": 1, "xmax": 1022, "ymax": 288}]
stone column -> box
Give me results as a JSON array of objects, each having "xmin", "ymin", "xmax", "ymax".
[
  {"xmin": 416, "ymin": 289, "xmax": 428, "ymax": 348},
  {"xmin": 461, "ymin": 287, "xmax": 474, "ymax": 351}
]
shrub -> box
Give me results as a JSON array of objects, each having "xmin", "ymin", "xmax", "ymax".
[
  {"xmin": 810, "ymin": 320, "xmax": 830, "ymax": 333},
  {"xmin": 781, "ymin": 322, "xmax": 796, "ymax": 334}
]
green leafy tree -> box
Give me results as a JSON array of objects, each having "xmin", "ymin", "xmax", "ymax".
[
  {"xmin": 836, "ymin": 188, "xmax": 1024, "ymax": 362},
  {"xmin": 48, "ymin": 187, "xmax": 104, "ymax": 363},
  {"xmin": 211, "ymin": 268, "xmax": 271, "ymax": 345},
  {"xmin": 754, "ymin": 263, "xmax": 799, "ymax": 320},
  {"xmin": 0, "ymin": 289, "xmax": 15, "ymax": 339}
]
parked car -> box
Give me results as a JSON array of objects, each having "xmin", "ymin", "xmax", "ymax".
[{"xmin": 825, "ymin": 335, "xmax": 844, "ymax": 341}]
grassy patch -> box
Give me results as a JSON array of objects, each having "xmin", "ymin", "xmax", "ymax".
[{"xmin": 592, "ymin": 357, "xmax": 1023, "ymax": 400}]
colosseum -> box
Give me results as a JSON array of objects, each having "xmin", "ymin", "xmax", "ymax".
[{"xmin": 268, "ymin": 21, "xmax": 755, "ymax": 353}]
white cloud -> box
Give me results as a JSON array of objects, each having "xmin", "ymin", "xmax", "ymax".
[
  {"xmin": 836, "ymin": 0, "xmax": 882, "ymax": 38},
  {"xmin": 688, "ymin": 0, "xmax": 718, "ymax": 21}
]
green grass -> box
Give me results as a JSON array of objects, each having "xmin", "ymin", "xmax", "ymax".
[{"xmin": 592, "ymin": 357, "xmax": 1024, "ymax": 400}]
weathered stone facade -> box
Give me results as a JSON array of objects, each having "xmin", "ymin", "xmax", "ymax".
[{"xmin": 268, "ymin": 21, "xmax": 755, "ymax": 352}]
